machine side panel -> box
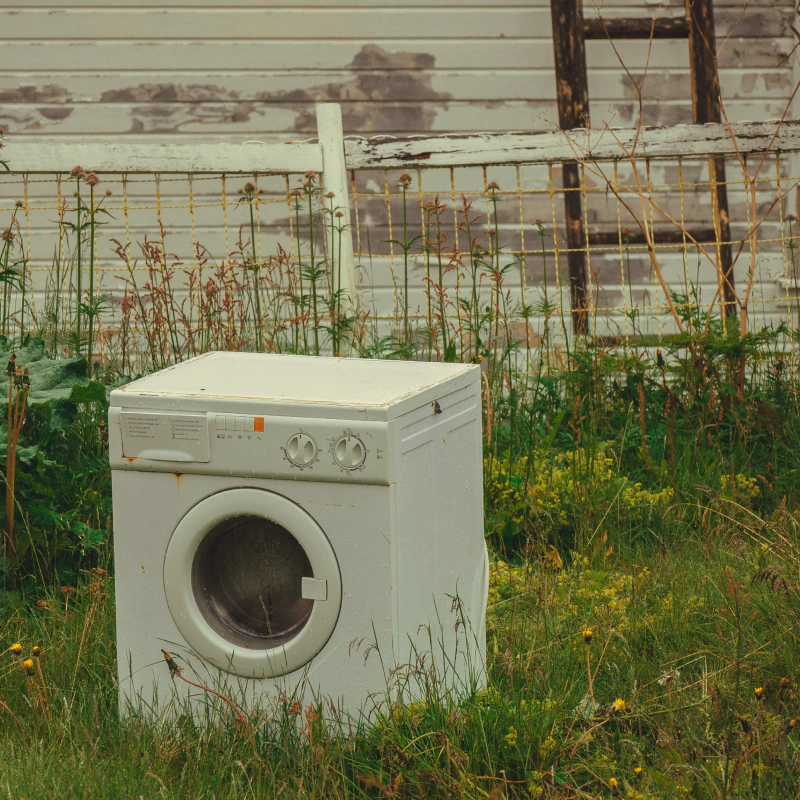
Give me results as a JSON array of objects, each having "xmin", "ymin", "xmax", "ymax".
[{"xmin": 393, "ymin": 380, "xmax": 487, "ymax": 696}]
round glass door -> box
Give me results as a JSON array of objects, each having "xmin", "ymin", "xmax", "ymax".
[
  {"xmin": 164, "ymin": 488, "xmax": 342, "ymax": 679},
  {"xmin": 192, "ymin": 516, "xmax": 314, "ymax": 648}
]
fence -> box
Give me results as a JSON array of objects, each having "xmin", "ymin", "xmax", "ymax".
[{"xmin": 1, "ymin": 103, "xmax": 800, "ymax": 374}]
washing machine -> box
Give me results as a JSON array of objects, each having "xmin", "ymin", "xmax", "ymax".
[{"xmin": 109, "ymin": 352, "xmax": 488, "ymax": 722}]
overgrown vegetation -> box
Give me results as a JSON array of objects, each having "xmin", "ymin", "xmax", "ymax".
[
  {"xmin": 2, "ymin": 499, "xmax": 800, "ymax": 797},
  {"xmin": 2, "ymin": 148, "xmax": 800, "ymax": 795}
]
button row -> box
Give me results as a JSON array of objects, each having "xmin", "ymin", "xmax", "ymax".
[{"xmin": 215, "ymin": 414, "xmax": 264, "ymax": 433}]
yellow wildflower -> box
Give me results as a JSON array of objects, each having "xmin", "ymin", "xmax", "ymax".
[
  {"xmin": 9, "ymin": 643, "xmax": 22, "ymax": 656},
  {"xmin": 611, "ymin": 698, "xmax": 627, "ymax": 714},
  {"xmin": 583, "ymin": 629, "xmax": 593, "ymax": 645}
]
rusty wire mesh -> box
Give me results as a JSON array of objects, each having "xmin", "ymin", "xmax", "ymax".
[
  {"xmin": 348, "ymin": 152, "xmax": 797, "ymax": 345},
  {"xmin": 0, "ymin": 142, "xmax": 798, "ymax": 374}
]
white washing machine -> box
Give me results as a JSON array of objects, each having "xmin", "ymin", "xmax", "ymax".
[{"xmin": 109, "ymin": 353, "xmax": 488, "ymax": 722}]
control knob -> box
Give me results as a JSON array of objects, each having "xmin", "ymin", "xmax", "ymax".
[
  {"xmin": 333, "ymin": 433, "xmax": 367, "ymax": 470},
  {"xmin": 285, "ymin": 433, "xmax": 317, "ymax": 467}
]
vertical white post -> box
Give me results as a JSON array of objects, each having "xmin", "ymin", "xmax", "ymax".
[{"xmin": 316, "ymin": 103, "xmax": 358, "ymax": 315}]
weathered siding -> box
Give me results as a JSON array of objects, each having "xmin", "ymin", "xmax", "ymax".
[
  {"xmin": 0, "ymin": 1, "xmax": 797, "ymax": 141},
  {"xmin": 0, "ymin": 1, "xmax": 799, "ymax": 351}
]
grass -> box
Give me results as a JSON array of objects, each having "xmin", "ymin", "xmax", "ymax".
[
  {"xmin": 1, "ymin": 337, "xmax": 800, "ymax": 797},
  {"xmin": 1, "ymin": 501, "xmax": 800, "ymax": 798},
  {"xmin": 2, "ymin": 133, "xmax": 800, "ymax": 796}
]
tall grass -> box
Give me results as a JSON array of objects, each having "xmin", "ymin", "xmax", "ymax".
[
  {"xmin": 1, "ymin": 166, "xmax": 800, "ymax": 582},
  {"xmin": 2, "ymin": 492, "xmax": 800, "ymax": 797},
  {"xmin": 1, "ymin": 162, "xmax": 800, "ymax": 795}
]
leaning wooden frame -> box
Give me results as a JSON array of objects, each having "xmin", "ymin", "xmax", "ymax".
[{"xmin": 548, "ymin": 0, "xmax": 739, "ymax": 334}]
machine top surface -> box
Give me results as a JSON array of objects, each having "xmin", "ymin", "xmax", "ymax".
[{"xmin": 111, "ymin": 352, "xmax": 480, "ymax": 421}]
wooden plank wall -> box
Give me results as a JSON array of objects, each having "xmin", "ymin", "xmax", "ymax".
[
  {"xmin": 1, "ymin": 0, "xmax": 796, "ymax": 141},
  {"xmin": 0, "ymin": 1, "xmax": 798, "ymax": 349}
]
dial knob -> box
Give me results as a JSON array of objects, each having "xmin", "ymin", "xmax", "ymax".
[
  {"xmin": 333, "ymin": 434, "xmax": 367, "ymax": 470},
  {"xmin": 285, "ymin": 433, "xmax": 317, "ymax": 467}
]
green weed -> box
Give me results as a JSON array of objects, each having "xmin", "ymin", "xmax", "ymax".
[{"xmin": 1, "ymin": 507, "xmax": 800, "ymax": 797}]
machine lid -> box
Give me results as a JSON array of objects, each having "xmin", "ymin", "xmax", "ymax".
[
  {"xmin": 163, "ymin": 487, "xmax": 342, "ymax": 679},
  {"xmin": 111, "ymin": 352, "xmax": 479, "ymax": 421}
]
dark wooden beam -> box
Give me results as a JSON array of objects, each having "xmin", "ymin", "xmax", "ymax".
[
  {"xmin": 551, "ymin": 0, "xmax": 590, "ymax": 335},
  {"xmin": 686, "ymin": 0, "xmax": 721, "ymax": 125},
  {"xmin": 588, "ymin": 227, "xmax": 718, "ymax": 246},
  {"xmin": 584, "ymin": 16, "xmax": 689, "ymax": 40},
  {"xmin": 686, "ymin": 0, "xmax": 735, "ymax": 317}
]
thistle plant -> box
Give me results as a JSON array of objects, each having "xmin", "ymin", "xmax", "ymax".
[
  {"xmin": 3, "ymin": 355, "xmax": 29, "ymax": 564},
  {"xmin": 322, "ymin": 197, "xmax": 351, "ymax": 356},
  {"xmin": 534, "ymin": 219, "xmax": 558, "ymax": 373},
  {"xmin": 422, "ymin": 194, "xmax": 456, "ymax": 360},
  {"xmin": 303, "ymin": 171, "xmax": 321, "ymax": 356},
  {"xmin": 63, "ymin": 168, "xmax": 113, "ymax": 370},
  {"xmin": 457, "ymin": 194, "xmax": 485, "ymax": 363},
  {"xmin": 290, "ymin": 187, "xmax": 306, "ymax": 351},
  {"xmin": 386, "ymin": 173, "xmax": 422, "ymax": 343},
  {"xmin": 0, "ymin": 204, "xmax": 25, "ymax": 338},
  {"xmin": 0, "ymin": 125, "xmax": 8, "ymax": 172},
  {"xmin": 785, "ymin": 214, "xmax": 800, "ymax": 330},
  {"xmin": 237, "ymin": 181, "xmax": 265, "ymax": 352},
  {"xmin": 70, "ymin": 166, "xmax": 83, "ymax": 357}
]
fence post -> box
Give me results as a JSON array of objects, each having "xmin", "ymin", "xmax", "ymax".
[{"xmin": 316, "ymin": 103, "xmax": 359, "ymax": 317}]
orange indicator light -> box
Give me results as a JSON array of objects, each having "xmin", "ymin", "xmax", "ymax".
[{"xmin": 254, "ymin": 417, "xmax": 264, "ymax": 432}]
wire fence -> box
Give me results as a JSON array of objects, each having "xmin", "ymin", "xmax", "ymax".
[
  {"xmin": 1, "ymin": 115, "xmax": 799, "ymax": 376},
  {"xmin": 350, "ymin": 153, "xmax": 793, "ymax": 332}
]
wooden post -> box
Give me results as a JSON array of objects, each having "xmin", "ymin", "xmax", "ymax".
[
  {"xmin": 686, "ymin": 0, "xmax": 736, "ymax": 317},
  {"xmin": 550, "ymin": 0, "xmax": 590, "ymax": 335},
  {"xmin": 316, "ymin": 103, "xmax": 359, "ymax": 319}
]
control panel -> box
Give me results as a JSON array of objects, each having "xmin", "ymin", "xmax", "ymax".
[
  {"xmin": 211, "ymin": 413, "xmax": 388, "ymax": 482},
  {"xmin": 110, "ymin": 407, "xmax": 391, "ymax": 485}
]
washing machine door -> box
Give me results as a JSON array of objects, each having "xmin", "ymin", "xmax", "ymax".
[{"xmin": 164, "ymin": 488, "xmax": 342, "ymax": 679}]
